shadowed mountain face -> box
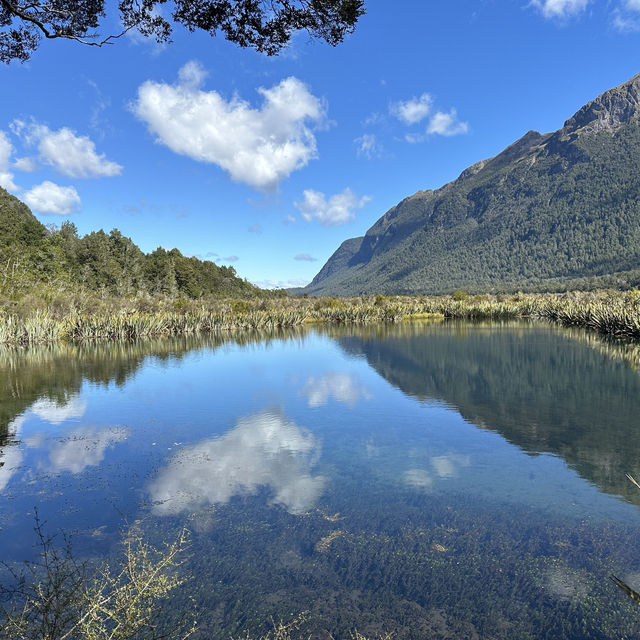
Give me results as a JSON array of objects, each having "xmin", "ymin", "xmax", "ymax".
[
  {"xmin": 336, "ymin": 322, "xmax": 640, "ymax": 505},
  {"xmin": 306, "ymin": 73, "xmax": 640, "ymax": 295}
]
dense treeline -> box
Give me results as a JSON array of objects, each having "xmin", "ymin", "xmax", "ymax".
[
  {"xmin": 306, "ymin": 74, "xmax": 640, "ymax": 296},
  {"xmin": 0, "ymin": 187, "xmax": 258, "ymax": 301}
]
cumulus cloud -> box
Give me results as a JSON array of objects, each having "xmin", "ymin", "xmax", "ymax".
[
  {"xmin": 391, "ymin": 93, "xmax": 433, "ymax": 125},
  {"xmin": 532, "ymin": 0, "xmax": 590, "ymax": 18},
  {"xmin": 149, "ymin": 411, "xmax": 325, "ymax": 516},
  {"xmin": 13, "ymin": 156, "xmax": 37, "ymax": 172},
  {"xmin": 48, "ymin": 426, "xmax": 128, "ymax": 474},
  {"xmin": 612, "ymin": 1, "xmax": 640, "ymax": 30},
  {"xmin": 133, "ymin": 61, "xmax": 326, "ymax": 191},
  {"xmin": 14, "ymin": 122, "xmax": 122, "ymax": 178},
  {"xmin": 294, "ymin": 253, "xmax": 317, "ymax": 262},
  {"xmin": 386, "ymin": 95, "xmax": 468, "ymax": 141},
  {"xmin": 0, "ymin": 130, "xmax": 18, "ymax": 191},
  {"xmin": 301, "ymin": 372, "xmax": 372, "ymax": 407},
  {"xmin": 354, "ymin": 133, "xmax": 382, "ymax": 159},
  {"xmin": 30, "ymin": 394, "xmax": 87, "ymax": 424},
  {"xmin": 22, "ymin": 181, "xmax": 81, "ymax": 215},
  {"xmin": 426, "ymin": 110, "xmax": 469, "ymax": 136},
  {"xmin": 295, "ymin": 188, "xmax": 371, "ymax": 226},
  {"xmin": 223, "ymin": 255, "xmax": 239, "ymax": 262}
]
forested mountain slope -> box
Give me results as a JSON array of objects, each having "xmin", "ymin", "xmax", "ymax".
[
  {"xmin": 0, "ymin": 187, "xmax": 258, "ymax": 299},
  {"xmin": 305, "ymin": 73, "xmax": 640, "ymax": 295}
]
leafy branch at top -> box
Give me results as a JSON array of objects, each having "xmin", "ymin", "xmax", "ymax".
[{"xmin": 0, "ymin": 0, "xmax": 365, "ymax": 63}]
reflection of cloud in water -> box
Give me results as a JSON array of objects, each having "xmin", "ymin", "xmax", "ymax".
[
  {"xmin": 301, "ymin": 372, "xmax": 371, "ymax": 407},
  {"xmin": 150, "ymin": 411, "xmax": 325, "ymax": 516},
  {"xmin": 404, "ymin": 454, "xmax": 470, "ymax": 490},
  {"xmin": 31, "ymin": 395, "xmax": 87, "ymax": 424},
  {"xmin": 48, "ymin": 427, "xmax": 128, "ymax": 473},
  {"xmin": 544, "ymin": 565, "xmax": 588, "ymax": 600},
  {"xmin": 431, "ymin": 454, "xmax": 470, "ymax": 478},
  {"xmin": 0, "ymin": 416, "xmax": 25, "ymax": 492},
  {"xmin": 404, "ymin": 468, "xmax": 433, "ymax": 490}
]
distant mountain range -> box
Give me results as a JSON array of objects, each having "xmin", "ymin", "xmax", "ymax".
[{"xmin": 303, "ymin": 73, "xmax": 640, "ymax": 296}]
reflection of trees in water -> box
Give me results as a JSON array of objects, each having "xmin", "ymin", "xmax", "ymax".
[
  {"xmin": 336, "ymin": 321, "xmax": 640, "ymax": 506},
  {"xmin": 0, "ymin": 327, "xmax": 311, "ymax": 443}
]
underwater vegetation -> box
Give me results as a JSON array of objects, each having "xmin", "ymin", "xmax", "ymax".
[{"xmin": 157, "ymin": 481, "xmax": 640, "ymax": 639}]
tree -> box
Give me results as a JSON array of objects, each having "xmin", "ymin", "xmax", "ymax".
[{"xmin": 0, "ymin": 0, "xmax": 365, "ymax": 63}]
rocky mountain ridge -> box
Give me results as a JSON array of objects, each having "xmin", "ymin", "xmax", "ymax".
[{"xmin": 304, "ymin": 72, "xmax": 640, "ymax": 295}]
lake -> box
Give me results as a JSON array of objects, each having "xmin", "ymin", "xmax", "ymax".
[{"xmin": 2, "ymin": 321, "xmax": 640, "ymax": 639}]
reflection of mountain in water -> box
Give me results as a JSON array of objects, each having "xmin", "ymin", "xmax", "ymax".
[{"xmin": 337, "ymin": 322, "xmax": 640, "ymax": 505}]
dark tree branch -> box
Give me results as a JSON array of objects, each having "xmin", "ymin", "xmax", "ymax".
[{"xmin": 0, "ymin": 0, "xmax": 364, "ymax": 62}]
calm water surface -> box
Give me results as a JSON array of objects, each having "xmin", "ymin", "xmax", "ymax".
[{"xmin": 2, "ymin": 321, "xmax": 640, "ymax": 639}]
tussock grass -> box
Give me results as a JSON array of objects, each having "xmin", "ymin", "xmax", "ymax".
[{"xmin": 1, "ymin": 289, "xmax": 640, "ymax": 345}]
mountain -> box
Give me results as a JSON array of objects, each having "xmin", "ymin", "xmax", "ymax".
[
  {"xmin": 305, "ymin": 73, "xmax": 640, "ymax": 295},
  {"xmin": 0, "ymin": 186, "xmax": 259, "ymax": 299}
]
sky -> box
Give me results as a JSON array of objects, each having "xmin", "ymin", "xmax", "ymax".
[{"xmin": 1, "ymin": 0, "xmax": 640, "ymax": 289}]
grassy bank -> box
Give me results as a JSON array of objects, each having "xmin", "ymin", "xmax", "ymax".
[{"xmin": 1, "ymin": 290, "xmax": 640, "ymax": 345}]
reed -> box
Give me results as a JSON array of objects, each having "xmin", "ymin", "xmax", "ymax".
[{"xmin": 2, "ymin": 290, "xmax": 640, "ymax": 345}]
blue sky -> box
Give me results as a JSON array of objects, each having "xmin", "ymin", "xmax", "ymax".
[{"xmin": 1, "ymin": 0, "xmax": 640, "ymax": 288}]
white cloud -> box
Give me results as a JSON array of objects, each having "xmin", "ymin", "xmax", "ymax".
[
  {"xmin": 0, "ymin": 130, "xmax": 18, "ymax": 191},
  {"xmin": 22, "ymin": 181, "xmax": 81, "ymax": 215},
  {"xmin": 391, "ymin": 93, "xmax": 433, "ymax": 125},
  {"xmin": 31, "ymin": 394, "xmax": 87, "ymax": 424},
  {"xmin": 252, "ymin": 278, "xmax": 309, "ymax": 289},
  {"xmin": 532, "ymin": 0, "xmax": 590, "ymax": 18},
  {"xmin": 149, "ymin": 411, "xmax": 325, "ymax": 516},
  {"xmin": 612, "ymin": 1, "xmax": 640, "ymax": 30},
  {"xmin": 294, "ymin": 253, "xmax": 317, "ymax": 262},
  {"xmin": 48, "ymin": 426, "xmax": 128, "ymax": 474},
  {"xmin": 301, "ymin": 372, "xmax": 372, "ymax": 407},
  {"xmin": 28, "ymin": 125, "xmax": 122, "ymax": 178},
  {"xmin": 354, "ymin": 133, "xmax": 382, "ymax": 159},
  {"xmin": 295, "ymin": 188, "xmax": 371, "ymax": 226},
  {"xmin": 13, "ymin": 156, "xmax": 37, "ymax": 172},
  {"xmin": 405, "ymin": 132, "xmax": 426, "ymax": 144},
  {"xmin": 133, "ymin": 61, "xmax": 326, "ymax": 191},
  {"xmin": 426, "ymin": 110, "xmax": 469, "ymax": 136}
]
